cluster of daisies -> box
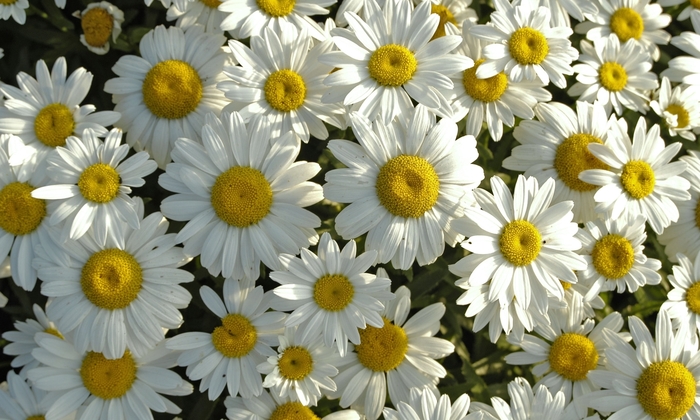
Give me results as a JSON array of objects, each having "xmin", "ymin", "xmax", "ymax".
[{"xmin": 2, "ymin": 0, "xmax": 700, "ymax": 418}]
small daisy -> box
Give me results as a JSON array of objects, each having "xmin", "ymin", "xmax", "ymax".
[
  {"xmin": 166, "ymin": 0, "xmax": 227, "ymax": 33},
  {"xmin": 662, "ymin": 12, "xmax": 700, "ymax": 86},
  {"xmin": 651, "ymin": 77, "xmax": 700, "ymax": 141},
  {"xmin": 166, "ymin": 279, "xmax": 285, "ymax": 400},
  {"xmin": 31, "ymin": 128, "xmax": 157, "ymax": 245},
  {"xmin": 661, "ymin": 252, "xmax": 700, "ymax": 345},
  {"xmin": 2, "ymin": 304, "xmax": 63, "ymax": 377},
  {"xmin": 579, "ymin": 116, "xmax": 691, "ymax": 234},
  {"xmin": 414, "ymin": 0, "xmax": 478, "ymax": 40},
  {"xmin": 72, "ymin": 2, "xmax": 124, "ymax": 55},
  {"xmin": 469, "ymin": 377, "xmax": 567, "ymax": 420},
  {"xmin": 0, "ymin": 371, "xmax": 72, "ymax": 420},
  {"xmin": 225, "ymin": 389, "xmax": 361, "ymax": 420},
  {"xmin": 103, "ymin": 24, "xmax": 228, "ymax": 168},
  {"xmin": 384, "ymin": 388, "xmax": 475, "ymax": 420},
  {"xmin": 0, "ymin": 0, "xmax": 28, "ymax": 24},
  {"xmin": 657, "ymin": 0, "xmax": 700, "ymax": 20},
  {"xmin": 159, "ymin": 112, "xmax": 323, "ymax": 280},
  {"xmin": 323, "ymin": 106, "xmax": 484, "ymax": 269}
]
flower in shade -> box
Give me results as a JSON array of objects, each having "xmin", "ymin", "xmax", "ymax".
[
  {"xmin": 661, "ymin": 12, "xmax": 700, "ymax": 87},
  {"xmin": 2, "ymin": 304, "xmax": 63, "ymax": 377},
  {"xmin": 661, "ymin": 252, "xmax": 700, "ymax": 346},
  {"xmin": 72, "ymin": 1, "xmax": 124, "ymax": 55},
  {"xmin": 0, "ymin": 0, "xmax": 28, "ymax": 24},
  {"xmin": 0, "ymin": 371, "xmax": 73, "ymax": 420}
]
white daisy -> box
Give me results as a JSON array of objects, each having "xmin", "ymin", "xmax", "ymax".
[
  {"xmin": 158, "ymin": 112, "xmax": 323, "ymax": 280},
  {"xmin": 383, "ymin": 387, "xmax": 476, "ymax": 420},
  {"xmin": 166, "ymin": 279, "xmax": 285, "ymax": 400},
  {"xmin": 72, "ymin": 2, "xmax": 124, "ymax": 55},
  {"xmin": 2, "ymin": 304, "xmax": 63, "ymax": 377},
  {"xmin": 103, "ymin": 24, "xmax": 228, "ymax": 168},
  {"xmin": 323, "ymin": 106, "xmax": 483, "ymax": 269},
  {"xmin": 657, "ymin": 0, "xmax": 700, "ymax": 20},
  {"xmin": 0, "ymin": 371, "xmax": 72, "ymax": 420},
  {"xmin": 166, "ymin": 0, "xmax": 227, "ymax": 33},
  {"xmin": 0, "ymin": 0, "xmax": 28, "ymax": 24},
  {"xmin": 661, "ymin": 11, "xmax": 700, "ymax": 86},
  {"xmin": 225, "ymin": 388, "xmax": 361, "ymax": 420},
  {"xmin": 651, "ymin": 77, "xmax": 700, "ymax": 141},
  {"xmin": 533, "ymin": 0, "xmax": 598, "ymax": 28},
  {"xmin": 413, "ymin": 0, "xmax": 478, "ymax": 40},
  {"xmin": 579, "ymin": 116, "xmax": 691, "ymax": 234},
  {"xmin": 661, "ymin": 252, "xmax": 700, "ymax": 346},
  {"xmin": 469, "ymin": 377, "xmax": 567, "ymax": 420}
]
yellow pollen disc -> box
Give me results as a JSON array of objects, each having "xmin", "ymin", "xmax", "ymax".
[
  {"xmin": 591, "ymin": 234, "xmax": 634, "ymax": 279},
  {"xmin": 508, "ymin": 27, "xmax": 549, "ymax": 65},
  {"xmin": 685, "ymin": 282, "xmax": 700, "ymax": 315},
  {"xmin": 313, "ymin": 274, "xmax": 354, "ymax": 312},
  {"xmin": 462, "ymin": 59, "xmax": 508, "ymax": 103},
  {"xmin": 430, "ymin": 4, "xmax": 457, "ymax": 40},
  {"xmin": 666, "ymin": 104, "xmax": 691, "ymax": 129},
  {"xmin": 0, "ymin": 0, "xmax": 17, "ymax": 5},
  {"xmin": 44, "ymin": 327, "xmax": 64, "ymax": 339},
  {"xmin": 554, "ymin": 133, "xmax": 609, "ymax": 192},
  {"xmin": 264, "ymin": 69, "xmax": 307, "ymax": 112},
  {"xmin": 26, "ymin": 416, "xmax": 45, "ymax": 420},
  {"xmin": 80, "ymin": 351, "xmax": 137, "ymax": 400},
  {"xmin": 256, "ymin": 0, "xmax": 295, "ymax": 17},
  {"xmin": 270, "ymin": 402, "xmax": 320, "ymax": 420},
  {"xmin": 610, "ymin": 7, "xmax": 644, "ymax": 42},
  {"xmin": 548, "ymin": 333, "xmax": 599, "ymax": 381},
  {"xmin": 368, "ymin": 44, "xmax": 418, "ymax": 87},
  {"xmin": 636, "ymin": 360, "xmax": 696, "ymax": 420},
  {"xmin": 211, "ymin": 313, "xmax": 258, "ymax": 358},
  {"xmin": 142, "ymin": 60, "xmax": 203, "ymax": 120},
  {"xmin": 0, "ymin": 182, "xmax": 46, "ymax": 236},
  {"xmin": 200, "ymin": 0, "xmax": 222, "ymax": 7},
  {"xmin": 691, "ymin": 0, "xmax": 700, "ymax": 9},
  {"xmin": 356, "ymin": 317, "xmax": 408, "ymax": 372},
  {"xmin": 278, "ymin": 346, "xmax": 314, "ymax": 380},
  {"xmin": 210, "ymin": 166, "xmax": 273, "ymax": 228},
  {"xmin": 499, "ymin": 220, "xmax": 542, "ymax": 267},
  {"xmin": 598, "ymin": 62, "xmax": 628, "ymax": 92},
  {"xmin": 621, "ymin": 160, "xmax": 655, "ymax": 200},
  {"xmin": 560, "ymin": 280, "xmax": 572, "ymax": 291},
  {"xmin": 81, "ymin": 7, "xmax": 113, "ymax": 47},
  {"xmin": 78, "ymin": 163, "xmax": 121, "ymax": 203},
  {"xmin": 375, "ymin": 155, "xmax": 439, "ymax": 218},
  {"xmin": 34, "ymin": 103, "xmax": 74, "ymax": 148},
  {"xmin": 81, "ymin": 249, "xmax": 143, "ymax": 310}
]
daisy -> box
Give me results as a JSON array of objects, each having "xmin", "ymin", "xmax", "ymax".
[
  {"xmin": 330, "ymin": 286, "xmax": 455, "ymax": 420},
  {"xmin": 270, "ymin": 232, "xmax": 394, "ymax": 356},
  {"xmin": 579, "ymin": 116, "xmax": 691, "ymax": 234},
  {"xmin": 166, "ymin": 0, "xmax": 227, "ymax": 33},
  {"xmin": 0, "ymin": 57, "xmax": 120, "ymax": 162},
  {"xmin": 650, "ymin": 77, "xmax": 700, "ymax": 141},
  {"xmin": 414, "ymin": 0, "xmax": 478, "ymax": 40},
  {"xmin": 72, "ymin": 2, "xmax": 124, "ymax": 55},
  {"xmin": 34, "ymin": 199, "xmax": 194, "ymax": 359},
  {"xmin": 535, "ymin": 0, "xmax": 598, "ymax": 28},
  {"xmin": 568, "ymin": 35, "xmax": 658, "ymax": 115},
  {"xmin": 0, "ymin": 371, "xmax": 72, "ymax": 420},
  {"xmin": 468, "ymin": 0, "xmax": 579, "ymax": 88},
  {"xmin": 469, "ymin": 377, "xmax": 568, "ymax": 420},
  {"xmin": 166, "ymin": 279, "xmax": 285, "ymax": 400},
  {"xmin": 657, "ymin": 0, "xmax": 700, "ymax": 20},
  {"xmin": 320, "ymin": 0, "xmax": 472, "ymax": 124},
  {"xmin": 661, "ymin": 12, "xmax": 700, "ymax": 86},
  {"xmin": 661, "ymin": 252, "xmax": 700, "ymax": 346},
  {"xmin": 503, "ymin": 101, "xmax": 622, "ymax": 223},
  {"xmin": 103, "ymin": 24, "xmax": 228, "ymax": 168},
  {"xmin": 449, "ymin": 175, "xmax": 587, "ymax": 342},
  {"xmin": 0, "ymin": 0, "xmax": 28, "ymax": 24},
  {"xmin": 159, "ymin": 112, "xmax": 323, "ymax": 280},
  {"xmin": 383, "ymin": 388, "xmax": 475, "ymax": 420},
  {"xmin": 323, "ymin": 106, "xmax": 484, "ymax": 269},
  {"xmin": 31, "ymin": 128, "xmax": 157, "ymax": 245},
  {"xmin": 225, "ymin": 389, "xmax": 361, "ymax": 420},
  {"xmin": 28, "ymin": 334, "xmax": 192, "ymax": 420},
  {"xmin": 2, "ymin": 304, "xmax": 63, "ymax": 377}
]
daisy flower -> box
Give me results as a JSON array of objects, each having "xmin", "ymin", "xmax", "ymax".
[
  {"xmin": 503, "ymin": 101, "xmax": 622, "ymax": 223},
  {"xmin": 103, "ymin": 24, "xmax": 228, "ymax": 168},
  {"xmin": 469, "ymin": 377, "xmax": 567, "ymax": 420},
  {"xmin": 2, "ymin": 304, "xmax": 63, "ymax": 377},
  {"xmin": 0, "ymin": 57, "xmax": 120, "ymax": 162},
  {"xmin": 383, "ymin": 388, "xmax": 475, "ymax": 420},
  {"xmin": 534, "ymin": 0, "xmax": 598, "ymax": 28},
  {"xmin": 661, "ymin": 252, "xmax": 700, "ymax": 346},
  {"xmin": 270, "ymin": 232, "xmax": 394, "ymax": 356},
  {"xmin": 330, "ymin": 286, "xmax": 455, "ymax": 420},
  {"xmin": 0, "ymin": 0, "xmax": 27, "ymax": 24},
  {"xmin": 166, "ymin": 0, "xmax": 227, "ymax": 33},
  {"xmin": 568, "ymin": 35, "xmax": 657, "ymax": 115},
  {"xmin": 320, "ymin": 0, "xmax": 472, "ymax": 124},
  {"xmin": 28, "ymin": 334, "xmax": 192, "ymax": 420},
  {"xmin": 449, "ymin": 175, "xmax": 587, "ymax": 342},
  {"xmin": 34, "ymin": 199, "xmax": 194, "ymax": 359},
  {"xmin": 166, "ymin": 279, "xmax": 285, "ymax": 400},
  {"xmin": 579, "ymin": 116, "xmax": 691, "ymax": 234},
  {"xmin": 31, "ymin": 128, "xmax": 157, "ymax": 245},
  {"xmin": 72, "ymin": 2, "xmax": 124, "ymax": 55},
  {"xmin": 657, "ymin": 0, "xmax": 700, "ymax": 20},
  {"xmin": 662, "ymin": 12, "xmax": 700, "ymax": 86},
  {"xmin": 0, "ymin": 371, "xmax": 72, "ymax": 420},
  {"xmin": 650, "ymin": 77, "xmax": 700, "ymax": 141},
  {"xmin": 468, "ymin": 0, "xmax": 579, "ymax": 88},
  {"xmin": 225, "ymin": 389, "xmax": 361, "ymax": 420},
  {"xmin": 324, "ymin": 106, "xmax": 483, "ymax": 269},
  {"xmin": 414, "ymin": 0, "xmax": 478, "ymax": 40}
]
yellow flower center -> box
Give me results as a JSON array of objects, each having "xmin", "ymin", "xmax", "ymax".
[
  {"xmin": 621, "ymin": 160, "xmax": 655, "ymax": 200},
  {"xmin": 499, "ymin": 220, "xmax": 542, "ymax": 267},
  {"xmin": 560, "ymin": 280, "xmax": 573, "ymax": 290},
  {"xmin": 81, "ymin": 7, "xmax": 113, "ymax": 47},
  {"xmin": 430, "ymin": 4, "xmax": 457, "ymax": 40},
  {"xmin": 264, "ymin": 69, "xmax": 307, "ymax": 112},
  {"xmin": 210, "ymin": 166, "xmax": 273, "ymax": 228},
  {"xmin": 695, "ymin": 200, "xmax": 700, "ymax": 230},
  {"xmin": 548, "ymin": 333, "xmax": 599, "ymax": 381},
  {"xmin": 356, "ymin": 317, "xmax": 408, "ymax": 372},
  {"xmin": 200, "ymin": 0, "xmax": 222, "ymax": 7},
  {"xmin": 313, "ymin": 274, "xmax": 354, "ymax": 312},
  {"xmin": 278, "ymin": 346, "xmax": 314, "ymax": 380},
  {"xmin": 0, "ymin": 0, "xmax": 17, "ymax": 4},
  {"xmin": 270, "ymin": 402, "xmax": 320, "ymax": 420},
  {"xmin": 462, "ymin": 59, "xmax": 508, "ymax": 103},
  {"xmin": 34, "ymin": 103, "xmax": 75, "ymax": 148},
  {"xmin": 44, "ymin": 327, "xmax": 64, "ymax": 339},
  {"xmin": 554, "ymin": 133, "xmax": 609, "ymax": 192},
  {"xmin": 691, "ymin": 0, "xmax": 700, "ymax": 9},
  {"xmin": 142, "ymin": 60, "xmax": 203, "ymax": 120},
  {"xmin": 78, "ymin": 163, "xmax": 121, "ymax": 203},
  {"xmin": 610, "ymin": 7, "xmax": 644, "ymax": 42},
  {"xmin": 685, "ymin": 282, "xmax": 700, "ymax": 315},
  {"xmin": 508, "ymin": 27, "xmax": 549, "ymax": 65},
  {"xmin": 598, "ymin": 62, "xmax": 628, "ymax": 92},
  {"xmin": 81, "ymin": 249, "xmax": 143, "ymax": 310},
  {"xmin": 211, "ymin": 313, "xmax": 258, "ymax": 358},
  {"xmin": 375, "ymin": 155, "xmax": 440, "ymax": 218},
  {"xmin": 666, "ymin": 104, "xmax": 690, "ymax": 129},
  {"xmin": 256, "ymin": 0, "xmax": 295, "ymax": 17},
  {"xmin": 26, "ymin": 416, "xmax": 45, "ymax": 420},
  {"xmin": 80, "ymin": 351, "xmax": 137, "ymax": 400},
  {"xmin": 591, "ymin": 234, "xmax": 634, "ymax": 279},
  {"xmin": 367, "ymin": 44, "xmax": 418, "ymax": 87},
  {"xmin": 0, "ymin": 182, "xmax": 46, "ymax": 236},
  {"xmin": 636, "ymin": 360, "xmax": 696, "ymax": 420}
]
